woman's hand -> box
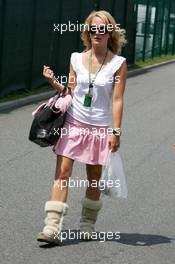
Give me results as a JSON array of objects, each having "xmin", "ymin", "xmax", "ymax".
[
  {"xmin": 43, "ymin": 65, "xmax": 55, "ymax": 82},
  {"xmin": 108, "ymin": 135, "xmax": 120, "ymax": 152},
  {"xmin": 42, "ymin": 65, "xmax": 65, "ymax": 92}
]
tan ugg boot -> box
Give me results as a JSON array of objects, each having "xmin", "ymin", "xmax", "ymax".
[
  {"xmin": 37, "ymin": 201, "xmax": 68, "ymax": 244},
  {"xmin": 79, "ymin": 197, "xmax": 103, "ymax": 240}
]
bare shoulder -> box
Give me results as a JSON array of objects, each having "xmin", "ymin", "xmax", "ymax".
[{"xmin": 119, "ymin": 59, "xmax": 127, "ymax": 69}]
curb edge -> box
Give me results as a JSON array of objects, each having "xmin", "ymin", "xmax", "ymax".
[{"xmin": 0, "ymin": 59, "xmax": 175, "ymax": 112}]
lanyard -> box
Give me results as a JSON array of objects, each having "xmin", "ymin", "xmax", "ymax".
[{"xmin": 88, "ymin": 48, "xmax": 108, "ymax": 92}]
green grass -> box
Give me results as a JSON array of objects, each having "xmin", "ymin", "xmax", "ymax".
[
  {"xmin": 0, "ymin": 53, "xmax": 175, "ymax": 104},
  {"xmin": 128, "ymin": 53, "xmax": 175, "ymax": 71},
  {"xmin": 0, "ymin": 85, "xmax": 52, "ymax": 104}
]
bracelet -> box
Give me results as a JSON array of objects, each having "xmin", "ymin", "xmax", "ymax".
[
  {"xmin": 63, "ymin": 85, "xmax": 73, "ymax": 93},
  {"xmin": 62, "ymin": 85, "xmax": 67, "ymax": 92},
  {"xmin": 112, "ymin": 128, "xmax": 122, "ymax": 137}
]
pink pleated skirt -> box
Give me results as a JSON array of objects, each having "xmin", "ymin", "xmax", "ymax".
[{"xmin": 52, "ymin": 113, "xmax": 111, "ymax": 165}]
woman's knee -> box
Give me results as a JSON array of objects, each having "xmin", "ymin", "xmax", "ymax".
[
  {"xmin": 55, "ymin": 156, "xmax": 73, "ymax": 181},
  {"xmin": 86, "ymin": 164, "xmax": 102, "ymax": 182},
  {"xmin": 54, "ymin": 165, "xmax": 72, "ymax": 190}
]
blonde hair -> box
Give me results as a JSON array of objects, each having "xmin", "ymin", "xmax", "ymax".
[{"xmin": 80, "ymin": 10, "xmax": 127, "ymax": 55}]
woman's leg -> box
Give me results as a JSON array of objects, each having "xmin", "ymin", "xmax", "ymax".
[
  {"xmin": 85, "ymin": 164, "xmax": 102, "ymax": 200},
  {"xmin": 79, "ymin": 164, "xmax": 103, "ymax": 240},
  {"xmin": 50, "ymin": 155, "xmax": 74, "ymax": 202},
  {"xmin": 37, "ymin": 155, "xmax": 74, "ymax": 243}
]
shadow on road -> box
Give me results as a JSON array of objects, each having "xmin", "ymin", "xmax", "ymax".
[{"xmin": 38, "ymin": 229, "xmax": 174, "ymax": 248}]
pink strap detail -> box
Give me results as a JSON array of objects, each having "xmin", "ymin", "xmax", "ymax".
[{"xmin": 54, "ymin": 94, "xmax": 72, "ymax": 113}]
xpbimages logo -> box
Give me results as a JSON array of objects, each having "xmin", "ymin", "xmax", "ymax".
[
  {"xmin": 53, "ymin": 178, "xmax": 121, "ymax": 190},
  {"xmin": 53, "ymin": 230, "xmax": 121, "ymax": 242},
  {"xmin": 53, "ymin": 21, "xmax": 121, "ymax": 34}
]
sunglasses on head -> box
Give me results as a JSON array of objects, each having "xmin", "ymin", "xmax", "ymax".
[{"xmin": 89, "ymin": 25, "xmax": 109, "ymax": 35}]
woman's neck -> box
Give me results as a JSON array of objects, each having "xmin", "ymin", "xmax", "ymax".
[{"xmin": 91, "ymin": 46, "xmax": 108, "ymax": 58}]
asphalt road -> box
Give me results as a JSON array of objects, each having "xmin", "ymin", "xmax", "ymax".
[{"xmin": 1, "ymin": 63, "xmax": 175, "ymax": 264}]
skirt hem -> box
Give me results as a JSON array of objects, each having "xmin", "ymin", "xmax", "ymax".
[{"xmin": 53, "ymin": 150, "xmax": 106, "ymax": 166}]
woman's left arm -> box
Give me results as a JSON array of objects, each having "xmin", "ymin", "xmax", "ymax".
[{"xmin": 109, "ymin": 61, "xmax": 127, "ymax": 152}]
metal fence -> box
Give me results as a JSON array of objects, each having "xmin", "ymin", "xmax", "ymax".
[
  {"xmin": 0, "ymin": 0, "xmax": 174, "ymax": 97},
  {"xmin": 135, "ymin": 0, "xmax": 175, "ymax": 60}
]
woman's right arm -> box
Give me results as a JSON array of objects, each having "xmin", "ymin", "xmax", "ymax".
[
  {"xmin": 42, "ymin": 63, "xmax": 76, "ymax": 95},
  {"xmin": 42, "ymin": 65, "xmax": 64, "ymax": 92}
]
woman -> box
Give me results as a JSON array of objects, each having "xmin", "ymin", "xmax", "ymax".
[{"xmin": 37, "ymin": 10, "xmax": 127, "ymax": 244}]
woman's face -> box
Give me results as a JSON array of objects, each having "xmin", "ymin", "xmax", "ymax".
[{"xmin": 89, "ymin": 16, "xmax": 110, "ymax": 48}]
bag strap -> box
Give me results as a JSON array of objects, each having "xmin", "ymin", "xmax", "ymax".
[
  {"xmin": 52, "ymin": 80, "xmax": 68, "ymax": 98},
  {"xmin": 49, "ymin": 80, "xmax": 69, "ymax": 111}
]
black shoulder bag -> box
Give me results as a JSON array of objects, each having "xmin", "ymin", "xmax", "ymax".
[{"xmin": 28, "ymin": 88, "xmax": 67, "ymax": 147}]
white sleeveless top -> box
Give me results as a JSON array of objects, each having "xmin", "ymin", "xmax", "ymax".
[{"xmin": 67, "ymin": 52, "xmax": 126, "ymax": 126}]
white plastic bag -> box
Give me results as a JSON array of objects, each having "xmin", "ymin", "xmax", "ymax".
[{"xmin": 99, "ymin": 150, "xmax": 128, "ymax": 198}]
